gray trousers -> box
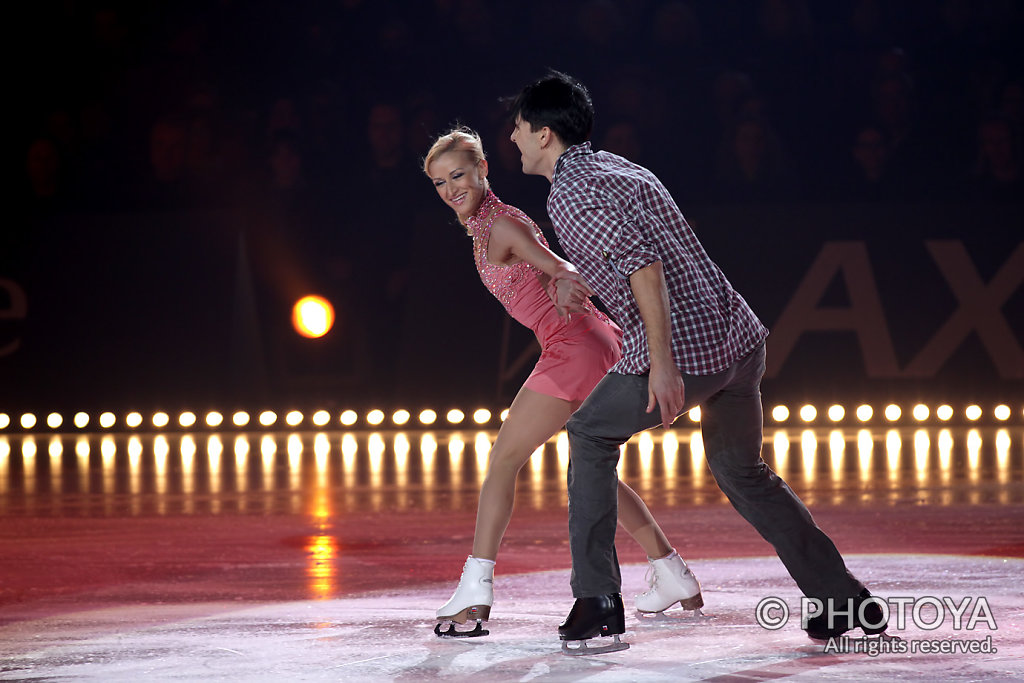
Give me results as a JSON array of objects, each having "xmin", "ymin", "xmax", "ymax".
[{"xmin": 565, "ymin": 343, "xmax": 864, "ymax": 603}]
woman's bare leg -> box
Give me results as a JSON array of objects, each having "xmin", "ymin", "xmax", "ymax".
[
  {"xmin": 616, "ymin": 480, "xmax": 673, "ymax": 559},
  {"xmin": 472, "ymin": 388, "xmax": 674, "ymax": 562},
  {"xmin": 471, "ymin": 387, "xmax": 576, "ymax": 560}
]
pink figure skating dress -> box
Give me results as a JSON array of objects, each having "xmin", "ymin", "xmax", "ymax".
[{"xmin": 465, "ymin": 190, "xmax": 622, "ymax": 402}]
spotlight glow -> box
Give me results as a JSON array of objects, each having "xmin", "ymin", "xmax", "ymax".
[
  {"xmin": 258, "ymin": 410, "xmax": 277, "ymax": 427},
  {"xmin": 799, "ymin": 405, "xmax": 817, "ymax": 422},
  {"xmin": 179, "ymin": 411, "xmax": 197, "ymax": 428},
  {"xmin": 125, "ymin": 412, "xmax": 143, "ymax": 428},
  {"xmin": 994, "ymin": 405, "xmax": 1010, "ymax": 421},
  {"xmin": 74, "ymin": 412, "xmax": 89, "ymax": 429},
  {"xmin": 688, "ymin": 407, "xmax": 701, "ymax": 423},
  {"xmin": 233, "ymin": 411, "xmax": 250, "ymax": 427},
  {"xmin": 206, "ymin": 411, "xmax": 224, "ymax": 428},
  {"xmin": 0, "ymin": 413, "xmax": 8, "ymax": 430},
  {"xmin": 856, "ymin": 404, "xmax": 873, "ymax": 422},
  {"xmin": 447, "ymin": 409, "xmax": 465, "ymax": 425},
  {"xmin": 392, "ymin": 410, "xmax": 410, "ymax": 426},
  {"xmin": 500, "ymin": 409, "xmax": 509, "ymax": 421},
  {"xmin": 99, "ymin": 412, "xmax": 116, "ymax": 429},
  {"xmin": 884, "ymin": 404, "xmax": 901, "ymax": 421},
  {"xmin": 772, "ymin": 405, "xmax": 789, "ymax": 422},
  {"xmin": 366, "ymin": 410, "xmax": 384, "ymax": 426},
  {"xmin": 663, "ymin": 431, "xmax": 679, "ymax": 458},
  {"xmin": 473, "ymin": 409, "xmax": 491, "ymax": 424},
  {"xmin": 291, "ymin": 295, "xmax": 335, "ymax": 339},
  {"xmin": 936, "ymin": 405, "xmax": 953, "ymax": 421},
  {"xmin": 772, "ymin": 430, "xmax": 789, "ymax": 470},
  {"xmin": 912, "ymin": 404, "xmax": 929, "ymax": 421},
  {"xmin": 827, "ymin": 405, "xmax": 845, "ymax": 422},
  {"xmin": 312, "ymin": 410, "xmax": 330, "ymax": 427},
  {"xmin": 965, "ymin": 405, "xmax": 982, "ymax": 421},
  {"xmin": 418, "ymin": 409, "xmax": 436, "ymax": 426},
  {"xmin": 153, "ymin": 412, "xmax": 170, "ymax": 428},
  {"xmin": 46, "ymin": 413, "xmax": 63, "ymax": 429},
  {"xmin": 20, "ymin": 413, "xmax": 37, "ymax": 430},
  {"xmin": 285, "ymin": 410, "xmax": 304, "ymax": 427},
  {"xmin": 340, "ymin": 410, "xmax": 358, "ymax": 426}
]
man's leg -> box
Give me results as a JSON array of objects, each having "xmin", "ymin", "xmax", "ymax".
[
  {"xmin": 698, "ymin": 344, "xmax": 863, "ymax": 602},
  {"xmin": 564, "ymin": 373, "xmax": 662, "ymax": 598},
  {"xmin": 564, "ymin": 365, "xmax": 743, "ymax": 598}
]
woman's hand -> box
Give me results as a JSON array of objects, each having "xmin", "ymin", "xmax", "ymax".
[{"xmin": 553, "ymin": 276, "xmax": 591, "ymax": 314}]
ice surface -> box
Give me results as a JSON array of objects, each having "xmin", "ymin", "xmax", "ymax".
[{"xmin": 2, "ymin": 555, "xmax": 1020, "ymax": 681}]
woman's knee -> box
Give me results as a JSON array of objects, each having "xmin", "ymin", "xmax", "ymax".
[{"xmin": 485, "ymin": 443, "xmax": 535, "ymax": 476}]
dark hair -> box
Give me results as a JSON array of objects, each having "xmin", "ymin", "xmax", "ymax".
[{"xmin": 508, "ymin": 70, "xmax": 594, "ymax": 146}]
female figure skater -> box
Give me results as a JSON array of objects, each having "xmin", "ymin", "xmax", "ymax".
[{"xmin": 424, "ymin": 128, "xmax": 702, "ymax": 639}]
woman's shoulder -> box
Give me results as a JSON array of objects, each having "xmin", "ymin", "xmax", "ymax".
[
  {"xmin": 489, "ymin": 208, "xmax": 537, "ymax": 239},
  {"xmin": 490, "ymin": 197, "xmax": 537, "ymax": 227}
]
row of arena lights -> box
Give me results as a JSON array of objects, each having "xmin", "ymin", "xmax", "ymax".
[
  {"xmin": 769, "ymin": 402, "xmax": 1017, "ymax": 424},
  {"xmin": 0, "ymin": 403, "xmax": 1020, "ymax": 432},
  {"xmin": 0, "ymin": 408, "xmax": 507, "ymax": 432}
]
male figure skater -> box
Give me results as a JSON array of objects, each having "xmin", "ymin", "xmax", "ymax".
[{"xmin": 508, "ymin": 71, "xmax": 887, "ymax": 653}]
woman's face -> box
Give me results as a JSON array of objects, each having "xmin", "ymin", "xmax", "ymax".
[{"xmin": 428, "ymin": 150, "xmax": 488, "ymax": 221}]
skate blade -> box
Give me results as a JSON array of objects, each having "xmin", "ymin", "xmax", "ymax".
[
  {"xmin": 434, "ymin": 621, "xmax": 490, "ymax": 638},
  {"xmin": 436, "ymin": 604, "xmax": 491, "ymax": 625},
  {"xmin": 561, "ymin": 634, "xmax": 629, "ymax": 656},
  {"xmin": 636, "ymin": 606, "xmax": 708, "ymax": 622}
]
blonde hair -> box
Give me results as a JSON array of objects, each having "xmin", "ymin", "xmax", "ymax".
[{"xmin": 422, "ymin": 126, "xmax": 486, "ymax": 176}]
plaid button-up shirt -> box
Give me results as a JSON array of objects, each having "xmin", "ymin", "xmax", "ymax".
[{"xmin": 547, "ymin": 143, "xmax": 768, "ymax": 376}]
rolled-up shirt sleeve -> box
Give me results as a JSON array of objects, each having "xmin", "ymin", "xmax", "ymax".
[
  {"xmin": 561, "ymin": 186, "xmax": 662, "ymax": 279},
  {"xmin": 609, "ymin": 214, "xmax": 660, "ymax": 277}
]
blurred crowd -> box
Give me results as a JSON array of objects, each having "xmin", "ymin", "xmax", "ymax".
[
  {"xmin": 10, "ymin": 0, "xmax": 1024, "ymax": 405},
  {"xmin": 18, "ymin": 0, "xmax": 1023, "ymax": 219}
]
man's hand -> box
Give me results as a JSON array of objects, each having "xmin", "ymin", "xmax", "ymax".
[{"xmin": 646, "ymin": 362, "xmax": 685, "ymax": 429}]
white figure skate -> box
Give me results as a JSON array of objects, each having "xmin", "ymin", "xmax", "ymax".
[
  {"xmin": 635, "ymin": 550, "xmax": 704, "ymax": 616},
  {"xmin": 434, "ymin": 556, "xmax": 493, "ymax": 637}
]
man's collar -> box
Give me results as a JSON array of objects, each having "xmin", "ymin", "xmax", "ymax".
[{"xmin": 552, "ymin": 142, "xmax": 593, "ymax": 182}]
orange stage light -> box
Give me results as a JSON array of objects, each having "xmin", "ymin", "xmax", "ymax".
[{"xmin": 292, "ymin": 295, "xmax": 335, "ymax": 339}]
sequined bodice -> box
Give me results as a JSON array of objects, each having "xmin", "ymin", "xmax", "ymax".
[
  {"xmin": 466, "ymin": 191, "xmax": 547, "ymax": 310},
  {"xmin": 465, "ymin": 190, "xmax": 614, "ymax": 341}
]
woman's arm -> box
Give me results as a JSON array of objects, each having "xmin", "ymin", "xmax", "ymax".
[{"xmin": 488, "ymin": 214, "xmax": 594, "ymax": 310}]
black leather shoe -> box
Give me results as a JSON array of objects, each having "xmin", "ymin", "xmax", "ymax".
[
  {"xmin": 558, "ymin": 594, "xmax": 626, "ymax": 641},
  {"xmin": 805, "ymin": 589, "xmax": 888, "ymax": 641}
]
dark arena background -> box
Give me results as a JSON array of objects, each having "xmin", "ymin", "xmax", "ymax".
[{"xmin": 2, "ymin": 2, "xmax": 1023, "ymax": 680}]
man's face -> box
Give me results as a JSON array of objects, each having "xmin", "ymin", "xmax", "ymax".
[{"xmin": 510, "ymin": 116, "xmax": 546, "ymax": 176}]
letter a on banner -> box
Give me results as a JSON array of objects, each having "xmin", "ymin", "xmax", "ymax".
[{"xmin": 766, "ymin": 242, "xmax": 898, "ymax": 378}]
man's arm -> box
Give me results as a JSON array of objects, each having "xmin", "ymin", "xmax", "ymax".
[{"xmin": 630, "ymin": 261, "xmax": 685, "ymax": 429}]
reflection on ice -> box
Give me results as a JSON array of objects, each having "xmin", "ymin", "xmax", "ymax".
[{"xmin": 0, "ymin": 427, "xmax": 1020, "ymax": 517}]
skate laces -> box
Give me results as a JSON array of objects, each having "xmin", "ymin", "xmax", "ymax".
[{"xmin": 642, "ymin": 564, "xmax": 658, "ymax": 594}]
